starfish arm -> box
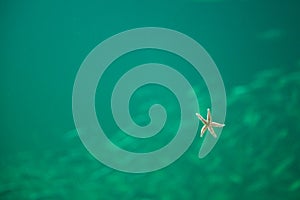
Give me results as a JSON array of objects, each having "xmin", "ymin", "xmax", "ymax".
[
  {"xmin": 196, "ymin": 113, "xmax": 207, "ymax": 124},
  {"xmin": 207, "ymin": 108, "xmax": 211, "ymax": 123},
  {"xmin": 208, "ymin": 126, "xmax": 217, "ymax": 138},
  {"xmin": 211, "ymin": 122, "xmax": 225, "ymax": 127},
  {"xmin": 200, "ymin": 125, "xmax": 208, "ymax": 137}
]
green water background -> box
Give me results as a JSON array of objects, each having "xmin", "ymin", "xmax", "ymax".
[{"xmin": 1, "ymin": 0, "xmax": 300, "ymax": 199}]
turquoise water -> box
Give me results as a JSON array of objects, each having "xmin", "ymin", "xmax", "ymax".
[{"xmin": 1, "ymin": 0, "xmax": 300, "ymax": 199}]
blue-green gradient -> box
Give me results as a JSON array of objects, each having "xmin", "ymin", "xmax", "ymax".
[{"xmin": 1, "ymin": 0, "xmax": 300, "ymax": 199}]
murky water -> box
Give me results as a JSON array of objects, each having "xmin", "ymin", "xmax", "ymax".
[{"xmin": 1, "ymin": 0, "xmax": 300, "ymax": 199}]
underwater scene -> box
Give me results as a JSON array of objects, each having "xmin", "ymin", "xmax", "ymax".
[{"xmin": 1, "ymin": 0, "xmax": 300, "ymax": 199}]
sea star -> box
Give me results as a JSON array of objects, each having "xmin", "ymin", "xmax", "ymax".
[{"xmin": 196, "ymin": 108, "xmax": 225, "ymax": 138}]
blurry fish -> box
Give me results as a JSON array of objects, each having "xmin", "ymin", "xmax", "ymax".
[
  {"xmin": 289, "ymin": 180, "xmax": 300, "ymax": 191},
  {"xmin": 256, "ymin": 28, "xmax": 285, "ymax": 41}
]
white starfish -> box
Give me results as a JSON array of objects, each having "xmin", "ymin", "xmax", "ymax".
[{"xmin": 196, "ymin": 108, "xmax": 225, "ymax": 138}]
